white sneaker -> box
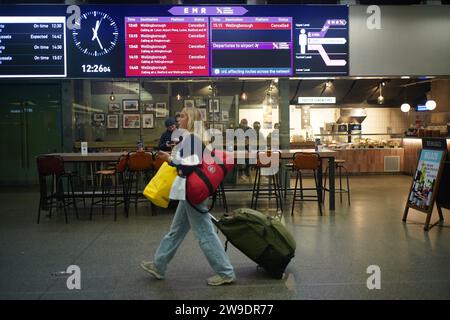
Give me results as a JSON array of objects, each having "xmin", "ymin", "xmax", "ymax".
[
  {"xmin": 207, "ymin": 274, "xmax": 235, "ymax": 286},
  {"xmin": 140, "ymin": 261, "xmax": 164, "ymax": 280}
]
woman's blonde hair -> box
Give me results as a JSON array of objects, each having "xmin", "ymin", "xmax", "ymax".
[{"xmin": 181, "ymin": 107, "xmax": 204, "ymax": 135}]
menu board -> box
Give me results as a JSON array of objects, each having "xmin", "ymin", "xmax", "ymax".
[
  {"xmin": 0, "ymin": 4, "xmax": 348, "ymax": 79},
  {"xmin": 0, "ymin": 16, "xmax": 66, "ymax": 78},
  {"xmin": 403, "ymin": 138, "xmax": 448, "ymax": 230},
  {"xmin": 210, "ymin": 17, "xmax": 292, "ymax": 77},
  {"xmin": 125, "ymin": 17, "xmax": 208, "ymax": 77},
  {"xmin": 407, "ymin": 149, "xmax": 444, "ymax": 212}
]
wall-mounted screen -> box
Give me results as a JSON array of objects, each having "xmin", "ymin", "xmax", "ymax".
[
  {"xmin": 0, "ymin": 16, "xmax": 66, "ymax": 78},
  {"xmin": 0, "ymin": 4, "xmax": 348, "ymax": 78}
]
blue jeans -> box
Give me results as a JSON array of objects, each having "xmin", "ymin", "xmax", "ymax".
[{"xmin": 153, "ymin": 200, "xmax": 235, "ymax": 279}]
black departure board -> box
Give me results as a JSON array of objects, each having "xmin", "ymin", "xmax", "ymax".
[{"xmin": 0, "ymin": 16, "xmax": 66, "ymax": 78}]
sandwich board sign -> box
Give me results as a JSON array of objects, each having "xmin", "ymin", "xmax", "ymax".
[{"xmin": 403, "ymin": 138, "xmax": 448, "ymax": 231}]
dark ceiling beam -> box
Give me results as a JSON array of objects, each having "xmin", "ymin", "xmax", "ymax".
[
  {"xmin": 290, "ymin": 80, "xmax": 302, "ymax": 104},
  {"xmin": 338, "ymin": 80, "xmax": 357, "ymax": 104}
]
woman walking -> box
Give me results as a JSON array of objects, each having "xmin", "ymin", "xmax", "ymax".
[{"xmin": 141, "ymin": 107, "xmax": 235, "ymax": 286}]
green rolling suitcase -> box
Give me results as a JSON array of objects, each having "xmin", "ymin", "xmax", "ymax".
[{"xmin": 211, "ymin": 208, "xmax": 296, "ymax": 279}]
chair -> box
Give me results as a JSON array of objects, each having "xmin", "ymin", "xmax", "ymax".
[
  {"xmin": 126, "ymin": 151, "xmax": 154, "ymax": 213},
  {"xmin": 210, "ymin": 183, "xmax": 228, "ymax": 213},
  {"xmin": 152, "ymin": 152, "xmax": 167, "ymax": 172},
  {"xmin": 323, "ymin": 159, "xmax": 351, "ymax": 205},
  {"xmin": 36, "ymin": 155, "xmax": 79, "ymax": 224},
  {"xmin": 250, "ymin": 151, "xmax": 283, "ymax": 212},
  {"xmin": 283, "ymin": 162, "xmax": 295, "ymax": 200},
  {"xmin": 90, "ymin": 154, "xmax": 129, "ymax": 221},
  {"xmin": 291, "ymin": 152, "xmax": 323, "ymax": 216}
]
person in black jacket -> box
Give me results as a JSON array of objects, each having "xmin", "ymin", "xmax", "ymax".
[
  {"xmin": 158, "ymin": 117, "xmax": 177, "ymax": 151},
  {"xmin": 141, "ymin": 107, "xmax": 235, "ymax": 286}
]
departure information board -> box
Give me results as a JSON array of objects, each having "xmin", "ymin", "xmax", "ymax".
[
  {"xmin": 0, "ymin": 16, "xmax": 66, "ymax": 78},
  {"xmin": 125, "ymin": 17, "xmax": 208, "ymax": 77},
  {"xmin": 210, "ymin": 17, "xmax": 292, "ymax": 77},
  {"xmin": 0, "ymin": 4, "xmax": 348, "ymax": 78}
]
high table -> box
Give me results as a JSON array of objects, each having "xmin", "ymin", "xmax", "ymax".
[
  {"xmin": 44, "ymin": 148, "xmax": 336, "ymax": 211},
  {"xmin": 232, "ymin": 148, "xmax": 336, "ymax": 211}
]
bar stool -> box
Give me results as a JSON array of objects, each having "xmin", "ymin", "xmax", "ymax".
[
  {"xmin": 126, "ymin": 151, "xmax": 154, "ymax": 213},
  {"xmin": 90, "ymin": 154, "xmax": 129, "ymax": 221},
  {"xmin": 323, "ymin": 159, "xmax": 350, "ymax": 205},
  {"xmin": 211, "ymin": 183, "xmax": 228, "ymax": 213},
  {"xmin": 251, "ymin": 151, "xmax": 283, "ymax": 212},
  {"xmin": 36, "ymin": 155, "xmax": 79, "ymax": 224},
  {"xmin": 283, "ymin": 162, "xmax": 295, "ymax": 200},
  {"xmin": 291, "ymin": 152, "xmax": 323, "ymax": 216}
]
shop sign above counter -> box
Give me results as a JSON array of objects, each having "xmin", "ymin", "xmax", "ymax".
[{"xmin": 0, "ymin": 4, "xmax": 348, "ymax": 79}]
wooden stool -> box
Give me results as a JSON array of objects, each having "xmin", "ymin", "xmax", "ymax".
[
  {"xmin": 251, "ymin": 151, "xmax": 283, "ymax": 212},
  {"xmin": 291, "ymin": 152, "xmax": 323, "ymax": 216}
]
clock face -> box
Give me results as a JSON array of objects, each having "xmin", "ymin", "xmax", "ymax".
[{"xmin": 72, "ymin": 11, "xmax": 119, "ymax": 57}]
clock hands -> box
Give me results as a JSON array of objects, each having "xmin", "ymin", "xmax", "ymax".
[
  {"xmin": 91, "ymin": 19, "xmax": 104, "ymax": 50},
  {"xmin": 74, "ymin": 11, "xmax": 117, "ymax": 56}
]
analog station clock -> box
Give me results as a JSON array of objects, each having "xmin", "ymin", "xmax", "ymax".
[{"xmin": 72, "ymin": 11, "xmax": 119, "ymax": 57}]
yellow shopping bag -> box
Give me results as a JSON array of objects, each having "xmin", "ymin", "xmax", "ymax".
[{"xmin": 143, "ymin": 162, "xmax": 177, "ymax": 208}]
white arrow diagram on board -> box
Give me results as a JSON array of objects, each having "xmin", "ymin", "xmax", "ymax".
[
  {"xmin": 307, "ymin": 44, "xmax": 347, "ymax": 66},
  {"xmin": 308, "ymin": 38, "xmax": 347, "ymax": 45}
]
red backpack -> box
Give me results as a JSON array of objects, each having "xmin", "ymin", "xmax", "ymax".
[{"xmin": 186, "ymin": 149, "xmax": 234, "ymax": 205}]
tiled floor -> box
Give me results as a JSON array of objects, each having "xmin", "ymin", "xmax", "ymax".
[{"xmin": 1, "ymin": 175, "xmax": 450, "ymax": 300}]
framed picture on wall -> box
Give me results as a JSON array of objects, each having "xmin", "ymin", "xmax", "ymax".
[
  {"xmin": 209, "ymin": 99, "xmax": 220, "ymax": 113},
  {"xmin": 155, "ymin": 102, "xmax": 167, "ymax": 118},
  {"xmin": 123, "ymin": 114, "xmax": 141, "ymax": 129},
  {"xmin": 123, "ymin": 99, "xmax": 139, "ymax": 112},
  {"xmin": 107, "ymin": 114, "xmax": 119, "ymax": 129},
  {"xmin": 93, "ymin": 113, "xmax": 105, "ymax": 122},
  {"xmin": 213, "ymin": 123, "xmax": 224, "ymax": 133},
  {"xmin": 221, "ymin": 111, "xmax": 229, "ymax": 122},
  {"xmin": 184, "ymin": 99, "xmax": 195, "ymax": 108},
  {"xmin": 142, "ymin": 114, "xmax": 154, "ymax": 129},
  {"xmin": 195, "ymin": 98, "xmax": 206, "ymax": 108},
  {"xmin": 198, "ymin": 108, "xmax": 207, "ymax": 121},
  {"xmin": 108, "ymin": 102, "xmax": 121, "ymax": 113},
  {"xmin": 209, "ymin": 112, "xmax": 220, "ymax": 122},
  {"xmin": 143, "ymin": 102, "xmax": 154, "ymax": 113}
]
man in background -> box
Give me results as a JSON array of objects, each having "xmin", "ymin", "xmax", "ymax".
[
  {"xmin": 158, "ymin": 117, "xmax": 177, "ymax": 151},
  {"xmin": 237, "ymin": 119, "xmax": 252, "ymax": 182}
]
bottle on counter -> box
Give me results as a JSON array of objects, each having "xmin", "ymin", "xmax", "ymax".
[{"xmin": 315, "ymin": 138, "xmax": 321, "ymax": 151}]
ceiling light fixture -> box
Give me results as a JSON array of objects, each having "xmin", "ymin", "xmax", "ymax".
[
  {"xmin": 400, "ymin": 86, "xmax": 410, "ymax": 112},
  {"xmin": 400, "ymin": 103, "xmax": 410, "ymax": 113},
  {"xmin": 240, "ymin": 80, "xmax": 247, "ymax": 101},
  {"xmin": 377, "ymin": 83, "xmax": 384, "ymax": 104},
  {"xmin": 425, "ymin": 99, "xmax": 436, "ymax": 110},
  {"xmin": 109, "ymin": 81, "xmax": 115, "ymax": 101},
  {"xmin": 425, "ymin": 90, "xmax": 437, "ymax": 110}
]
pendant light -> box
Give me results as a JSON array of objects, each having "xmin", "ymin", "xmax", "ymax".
[
  {"xmin": 109, "ymin": 81, "xmax": 116, "ymax": 101},
  {"xmin": 425, "ymin": 100, "xmax": 436, "ymax": 110},
  {"xmin": 239, "ymin": 80, "xmax": 247, "ymax": 101},
  {"xmin": 377, "ymin": 82, "xmax": 384, "ymax": 104},
  {"xmin": 400, "ymin": 86, "xmax": 410, "ymax": 112}
]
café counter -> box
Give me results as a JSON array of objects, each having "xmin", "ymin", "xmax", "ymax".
[{"xmin": 324, "ymin": 147, "xmax": 404, "ymax": 174}]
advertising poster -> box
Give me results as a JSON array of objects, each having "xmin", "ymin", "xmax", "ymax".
[{"xmin": 407, "ymin": 149, "xmax": 444, "ymax": 212}]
